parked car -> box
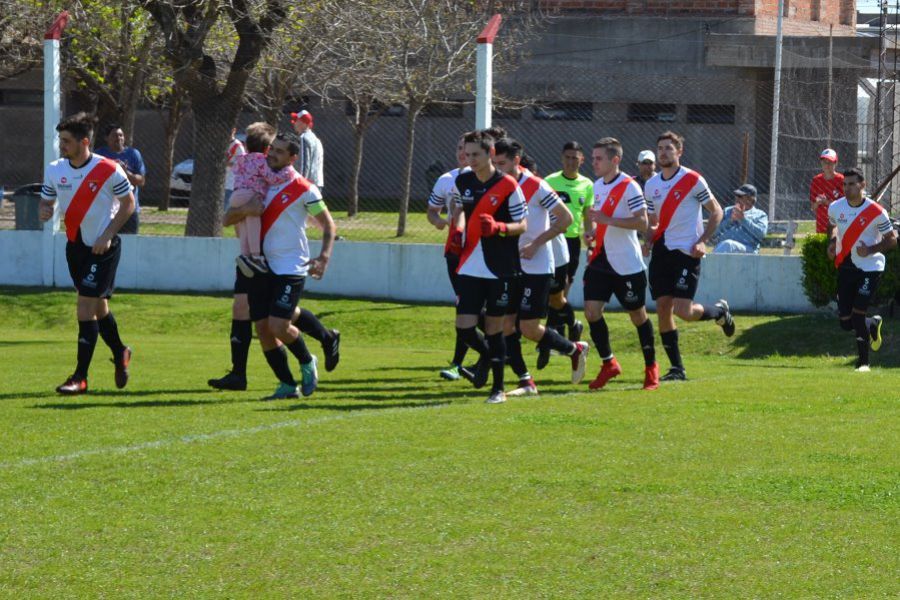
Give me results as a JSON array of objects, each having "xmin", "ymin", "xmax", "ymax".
[{"xmin": 169, "ymin": 158, "xmax": 193, "ymax": 205}]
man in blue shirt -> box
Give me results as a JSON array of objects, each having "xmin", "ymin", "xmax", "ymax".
[
  {"xmin": 713, "ymin": 184, "xmax": 768, "ymax": 254},
  {"xmin": 95, "ymin": 124, "xmax": 146, "ymax": 234}
]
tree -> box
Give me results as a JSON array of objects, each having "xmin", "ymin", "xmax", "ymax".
[
  {"xmin": 142, "ymin": 0, "xmax": 288, "ymax": 237},
  {"xmin": 0, "ymin": 2, "xmax": 44, "ymax": 81}
]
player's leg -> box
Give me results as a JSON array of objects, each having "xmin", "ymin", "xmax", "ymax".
[
  {"xmin": 616, "ymin": 271, "xmax": 658, "ymax": 391},
  {"xmin": 441, "ymin": 253, "xmax": 469, "ymax": 380},
  {"xmin": 455, "ymin": 275, "xmax": 491, "ymax": 389},
  {"xmin": 250, "ymin": 273, "xmax": 298, "ymax": 399},
  {"xmin": 668, "ymin": 253, "xmax": 735, "ymax": 336},
  {"xmin": 503, "ymin": 311, "xmax": 535, "ymax": 396},
  {"xmin": 482, "ymin": 278, "xmax": 516, "ymax": 404},
  {"xmin": 267, "ymin": 275, "xmax": 317, "ymax": 396},
  {"xmin": 843, "ymin": 270, "xmax": 883, "ymax": 371},
  {"xmin": 209, "ymin": 270, "xmax": 252, "ymax": 390},
  {"xmin": 582, "ymin": 268, "xmax": 619, "ymax": 390},
  {"xmin": 292, "ymin": 307, "xmax": 340, "ymax": 372},
  {"xmin": 649, "ymin": 243, "xmax": 687, "ymax": 381},
  {"xmin": 520, "ymin": 274, "xmax": 587, "ymax": 384}
]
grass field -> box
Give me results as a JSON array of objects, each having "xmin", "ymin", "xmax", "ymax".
[{"xmin": 0, "ymin": 288, "xmax": 897, "ymax": 597}]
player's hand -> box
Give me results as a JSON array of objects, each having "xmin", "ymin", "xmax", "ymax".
[
  {"xmin": 39, "ymin": 201, "xmax": 54, "ymax": 222},
  {"xmin": 479, "ymin": 214, "xmax": 506, "ymax": 237},
  {"xmin": 856, "ymin": 243, "xmax": 871, "ymax": 258},
  {"xmin": 434, "ymin": 219, "xmax": 447, "ymax": 231},
  {"xmin": 305, "ymin": 255, "xmax": 329, "ymax": 279},
  {"xmin": 690, "ymin": 240, "xmax": 707, "ymax": 259},
  {"xmin": 827, "ymin": 239, "xmax": 837, "ymax": 260},
  {"xmin": 583, "ymin": 230, "xmax": 595, "ymax": 245},
  {"xmin": 447, "ymin": 228, "xmax": 463, "ymax": 255},
  {"xmin": 92, "ymin": 234, "xmax": 112, "ymax": 255},
  {"xmin": 244, "ymin": 198, "xmax": 264, "ymax": 217},
  {"xmin": 520, "ymin": 242, "xmax": 538, "ymax": 260},
  {"xmin": 590, "ymin": 209, "xmax": 611, "ymax": 225}
]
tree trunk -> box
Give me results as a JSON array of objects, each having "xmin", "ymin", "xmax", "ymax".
[
  {"xmin": 396, "ymin": 103, "xmax": 422, "ymax": 237},
  {"xmin": 185, "ymin": 107, "xmax": 233, "ymax": 237},
  {"xmin": 158, "ymin": 92, "xmax": 188, "ymax": 212},
  {"xmin": 348, "ymin": 119, "xmax": 366, "ymax": 218}
]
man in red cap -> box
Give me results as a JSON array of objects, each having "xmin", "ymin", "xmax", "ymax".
[
  {"xmin": 290, "ymin": 110, "xmax": 324, "ymax": 193},
  {"xmin": 810, "ymin": 148, "xmax": 844, "ymax": 234}
]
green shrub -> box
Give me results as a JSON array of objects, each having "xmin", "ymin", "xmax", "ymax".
[{"xmin": 801, "ymin": 233, "xmax": 900, "ymax": 307}]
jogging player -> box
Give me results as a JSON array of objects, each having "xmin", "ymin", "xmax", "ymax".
[
  {"xmin": 224, "ymin": 133, "xmax": 336, "ymax": 399},
  {"xmin": 492, "ymin": 138, "xmax": 588, "ymax": 396},
  {"xmin": 451, "ymin": 131, "xmax": 527, "ymax": 404},
  {"xmin": 39, "ymin": 112, "xmax": 135, "ymax": 395},
  {"xmin": 583, "ymin": 138, "xmax": 659, "ymax": 391},
  {"xmin": 643, "ymin": 131, "xmax": 734, "ymax": 381},
  {"xmin": 827, "ymin": 168, "xmax": 896, "ymax": 371}
]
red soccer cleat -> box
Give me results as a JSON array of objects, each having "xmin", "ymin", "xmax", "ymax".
[
  {"xmin": 642, "ymin": 362, "xmax": 660, "ymax": 391},
  {"xmin": 588, "ymin": 357, "xmax": 622, "ymax": 390},
  {"xmin": 113, "ymin": 346, "xmax": 132, "ymax": 389}
]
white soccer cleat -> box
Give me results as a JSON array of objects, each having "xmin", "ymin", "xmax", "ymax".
[
  {"xmin": 507, "ymin": 378, "xmax": 539, "ymax": 397},
  {"xmin": 855, "ymin": 365, "xmax": 871, "ymax": 373},
  {"xmin": 486, "ymin": 390, "xmax": 507, "ymax": 404}
]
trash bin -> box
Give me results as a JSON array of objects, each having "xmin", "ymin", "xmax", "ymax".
[{"xmin": 13, "ymin": 183, "xmax": 43, "ymax": 231}]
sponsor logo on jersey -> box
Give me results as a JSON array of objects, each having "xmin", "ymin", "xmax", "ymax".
[{"xmin": 60, "ymin": 177, "xmax": 67, "ymax": 184}]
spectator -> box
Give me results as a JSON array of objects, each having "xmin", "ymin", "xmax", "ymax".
[
  {"xmin": 810, "ymin": 148, "xmax": 844, "ymax": 234},
  {"xmin": 95, "ymin": 124, "xmax": 145, "ymax": 234},
  {"xmin": 713, "ymin": 184, "xmax": 768, "ymax": 254},
  {"xmin": 634, "ymin": 150, "xmax": 656, "ymax": 190},
  {"xmin": 290, "ymin": 110, "xmax": 324, "ymax": 192},
  {"xmin": 224, "ymin": 127, "xmax": 247, "ymax": 211}
]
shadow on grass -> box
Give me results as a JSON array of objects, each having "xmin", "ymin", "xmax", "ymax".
[
  {"xmin": 33, "ymin": 398, "xmax": 232, "ymax": 410},
  {"xmin": 0, "ymin": 340, "xmax": 57, "ymax": 347},
  {"xmin": 313, "ymin": 304, "xmax": 418, "ymax": 320},
  {"xmin": 259, "ymin": 399, "xmax": 451, "ymax": 412}
]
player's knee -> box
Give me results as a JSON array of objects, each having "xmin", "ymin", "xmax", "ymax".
[
  {"xmin": 628, "ymin": 307, "xmax": 647, "ymax": 326},
  {"xmin": 519, "ymin": 319, "xmax": 541, "ymax": 341},
  {"xmin": 839, "ymin": 318, "xmax": 853, "ymax": 331},
  {"xmin": 583, "ymin": 304, "xmax": 604, "ymax": 322}
]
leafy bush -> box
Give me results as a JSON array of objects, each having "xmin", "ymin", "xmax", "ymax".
[{"xmin": 801, "ymin": 233, "xmax": 900, "ymax": 307}]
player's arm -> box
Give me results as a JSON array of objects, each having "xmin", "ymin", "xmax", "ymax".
[
  {"xmin": 92, "ymin": 191, "xmax": 135, "ymax": 254},
  {"xmin": 306, "ymin": 201, "xmax": 335, "ymax": 279},
  {"xmin": 223, "ymin": 198, "xmax": 263, "ymax": 226},
  {"xmin": 695, "ymin": 195, "xmax": 724, "ymax": 256},
  {"xmin": 522, "ymin": 202, "xmax": 572, "ymax": 260},
  {"xmin": 591, "ymin": 196, "xmax": 649, "ymax": 231},
  {"xmin": 39, "ymin": 174, "xmax": 57, "ymax": 222},
  {"xmin": 858, "ymin": 216, "xmax": 898, "ymax": 257}
]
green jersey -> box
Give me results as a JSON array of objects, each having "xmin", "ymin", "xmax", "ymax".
[{"xmin": 545, "ymin": 171, "xmax": 594, "ymax": 238}]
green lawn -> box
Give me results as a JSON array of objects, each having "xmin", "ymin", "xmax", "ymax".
[{"xmin": 0, "ymin": 288, "xmax": 897, "ymax": 597}]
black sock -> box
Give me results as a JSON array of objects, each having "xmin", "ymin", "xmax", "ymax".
[
  {"xmin": 589, "ymin": 317, "xmax": 613, "ymax": 361},
  {"xmin": 229, "ymin": 319, "xmax": 252, "ymax": 376},
  {"xmin": 486, "ymin": 332, "xmax": 506, "ymax": 393},
  {"xmin": 477, "ymin": 310, "xmax": 487, "ymax": 334},
  {"xmin": 286, "ymin": 337, "xmax": 313, "ymax": 364},
  {"xmin": 97, "ymin": 313, "xmax": 125, "ymax": 356},
  {"xmin": 660, "ymin": 329, "xmax": 683, "ymax": 370},
  {"xmin": 561, "ymin": 303, "xmax": 576, "ymax": 328},
  {"xmin": 851, "ymin": 313, "xmax": 870, "ymax": 367},
  {"xmin": 699, "ymin": 304, "xmax": 722, "ymax": 322},
  {"xmin": 538, "ymin": 328, "xmax": 576, "ymax": 355},
  {"xmin": 839, "ymin": 318, "xmax": 853, "ymax": 331},
  {"xmin": 505, "ymin": 332, "xmax": 529, "ymax": 379},
  {"xmin": 451, "ymin": 332, "xmax": 469, "ymax": 366},
  {"xmin": 457, "ymin": 326, "xmax": 488, "ymax": 358},
  {"xmin": 264, "ymin": 346, "xmax": 296, "ymax": 385},
  {"xmin": 295, "ymin": 308, "xmax": 329, "ymax": 344},
  {"xmin": 75, "ymin": 320, "xmax": 99, "ymax": 379},
  {"xmin": 545, "ymin": 307, "xmax": 560, "ymax": 332},
  {"xmin": 636, "ymin": 319, "xmax": 656, "ymax": 367}
]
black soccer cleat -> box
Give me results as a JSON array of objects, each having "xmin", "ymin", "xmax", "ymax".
[
  {"xmin": 323, "ymin": 329, "xmax": 341, "ymax": 372},
  {"xmin": 715, "ymin": 299, "xmax": 735, "ymax": 337},
  {"xmin": 56, "ymin": 375, "xmax": 88, "ymax": 395},
  {"xmin": 536, "ymin": 345, "xmax": 551, "ymax": 370},
  {"xmin": 460, "ymin": 359, "xmax": 490, "ymax": 389},
  {"xmin": 207, "ymin": 371, "xmax": 248, "ymax": 391},
  {"xmin": 112, "ymin": 346, "xmax": 132, "ymax": 389},
  {"xmin": 660, "ymin": 367, "xmax": 687, "ymax": 382}
]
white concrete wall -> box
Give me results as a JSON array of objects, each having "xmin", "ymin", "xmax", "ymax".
[{"xmin": 0, "ymin": 231, "xmax": 816, "ymax": 313}]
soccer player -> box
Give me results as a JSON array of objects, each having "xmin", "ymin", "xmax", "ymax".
[
  {"xmin": 426, "ymin": 134, "xmax": 473, "ymax": 381},
  {"xmin": 643, "ymin": 131, "xmax": 735, "ymax": 381},
  {"xmin": 39, "ymin": 112, "xmax": 135, "ymax": 395},
  {"xmin": 827, "ymin": 168, "xmax": 897, "ymax": 371},
  {"xmin": 811, "ymin": 148, "xmax": 844, "ymax": 234},
  {"xmin": 492, "ymin": 138, "xmax": 588, "ymax": 396},
  {"xmin": 224, "ymin": 133, "xmax": 335, "ymax": 399},
  {"xmin": 543, "ymin": 142, "xmax": 593, "ymax": 360},
  {"xmin": 583, "ymin": 138, "xmax": 659, "ymax": 391},
  {"xmin": 451, "ymin": 131, "xmax": 527, "ymax": 404}
]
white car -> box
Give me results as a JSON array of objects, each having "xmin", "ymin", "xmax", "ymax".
[{"xmin": 169, "ymin": 158, "xmax": 193, "ymax": 205}]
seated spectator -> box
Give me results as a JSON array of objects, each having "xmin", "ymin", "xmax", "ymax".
[{"xmin": 713, "ymin": 184, "xmax": 768, "ymax": 254}]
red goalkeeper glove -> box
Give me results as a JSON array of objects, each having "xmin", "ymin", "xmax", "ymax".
[{"xmin": 479, "ymin": 214, "xmax": 508, "ymax": 237}]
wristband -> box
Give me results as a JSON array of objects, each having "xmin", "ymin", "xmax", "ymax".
[{"xmin": 498, "ymin": 222, "xmax": 508, "ymax": 237}]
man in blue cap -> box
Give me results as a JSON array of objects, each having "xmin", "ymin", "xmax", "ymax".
[{"xmin": 713, "ymin": 184, "xmax": 768, "ymax": 254}]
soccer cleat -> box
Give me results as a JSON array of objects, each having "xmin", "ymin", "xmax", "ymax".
[
  {"xmin": 323, "ymin": 329, "xmax": 341, "ymax": 371},
  {"xmin": 235, "ymin": 255, "xmax": 256, "ymax": 278},
  {"xmin": 507, "ymin": 377, "xmax": 539, "ymax": 397},
  {"xmin": 536, "ymin": 344, "xmax": 551, "ymax": 370},
  {"xmin": 460, "ymin": 358, "xmax": 490, "ymax": 389},
  {"xmin": 485, "ymin": 390, "xmax": 507, "ymax": 404},
  {"xmin": 112, "ymin": 346, "xmax": 132, "ymax": 389},
  {"xmin": 642, "ymin": 362, "xmax": 660, "ymax": 391},
  {"xmin": 660, "ymin": 366, "xmax": 687, "ymax": 381},
  {"xmin": 869, "ymin": 315, "xmax": 883, "ymax": 352},
  {"xmin": 300, "ymin": 355, "xmax": 319, "ymax": 397},
  {"xmin": 855, "ymin": 364, "xmax": 871, "ymax": 373},
  {"xmin": 264, "ymin": 381, "xmax": 299, "ymax": 400},
  {"xmin": 56, "ymin": 375, "xmax": 88, "ymax": 395},
  {"xmin": 569, "ymin": 320, "xmax": 584, "ymax": 343},
  {"xmin": 207, "ymin": 370, "xmax": 248, "ymax": 391},
  {"xmin": 440, "ymin": 363, "xmax": 461, "ymax": 381},
  {"xmin": 570, "ymin": 341, "xmax": 590, "ymax": 384},
  {"xmin": 715, "ymin": 299, "xmax": 735, "ymax": 337},
  {"xmin": 588, "ymin": 357, "xmax": 621, "ymax": 390}
]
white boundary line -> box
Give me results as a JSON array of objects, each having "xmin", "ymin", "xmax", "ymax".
[{"xmin": 0, "ymin": 403, "xmax": 447, "ymax": 470}]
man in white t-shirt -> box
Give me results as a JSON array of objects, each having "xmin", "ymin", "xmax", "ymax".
[
  {"xmin": 826, "ymin": 167, "xmax": 897, "ymax": 371},
  {"xmin": 39, "ymin": 112, "xmax": 136, "ymax": 395},
  {"xmin": 583, "ymin": 138, "xmax": 658, "ymax": 391},
  {"xmin": 291, "ymin": 110, "xmax": 324, "ymax": 192},
  {"xmin": 643, "ymin": 131, "xmax": 734, "ymax": 382},
  {"xmin": 224, "ymin": 133, "xmax": 336, "ymax": 400}
]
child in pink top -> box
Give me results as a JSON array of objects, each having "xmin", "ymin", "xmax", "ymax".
[{"xmin": 230, "ymin": 123, "xmax": 292, "ymax": 276}]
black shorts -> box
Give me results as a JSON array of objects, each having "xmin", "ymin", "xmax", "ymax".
[
  {"xmin": 248, "ymin": 273, "xmax": 306, "ymax": 322},
  {"xmin": 65, "ymin": 234, "xmax": 121, "ymax": 298},
  {"xmin": 509, "ymin": 273, "xmax": 552, "ymax": 320},
  {"xmin": 837, "ymin": 267, "xmax": 881, "ymax": 317},
  {"xmin": 445, "ymin": 254, "xmax": 461, "ymax": 296},
  {"xmin": 549, "ymin": 264, "xmax": 568, "ymax": 295},
  {"xmin": 233, "ymin": 267, "xmax": 251, "ymax": 295},
  {"xmin": 648, "ymin": 240, "xmax": 701, "ymax": 300},
  {"xmin": 456, "ymin": 275, "xmax": 516, "ymax": 317},
  {"xmin": 565, "ymin": 236, "xmax": 581, "ymax": 280},
  {"xmin": 583, "ymin": 266, "xmax": 647, "ymax": 311}
]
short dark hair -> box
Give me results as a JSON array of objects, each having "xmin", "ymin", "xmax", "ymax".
[
  {"xmin": 843, "ymin": 167, "xmax": 865, "ymax": 183},
  {"xmin": 274, "ymin": 132, "xmax": 301, "ymax": 156},
  {"xmin": 245, "ymin": 122, "xmax": 276, "ymax": 154},
  {"xmin": 520, "ymin": 154, "xmax": 537, "ymax": 174},
  {"xmin": 593, "ymin": 137, "xmax": 623, "ymax": 160},
  {"xmin": 482, "ymin": 126, "xmax": 507, "ymax": 140},
  {"xmin": 494, "ymin": 137, "xmax": 523, "ymax": 160},
  {"xmin": 463, "ymin": 130, "xmax": 495, "ymax": 153},
  {"xmin": 562, "ymin": 141, "xmax": 583, "ymax": 153},
  {"xmin": 57, "ymin": 112, "xmax": 97, "ymax": 142},
  {"xmin": 102, "ymin": 123, "xmax": 123, "ymax": 138},
  {"xmin": 657, "ymin": 130, "xmax": 684, "ymax": 151}
]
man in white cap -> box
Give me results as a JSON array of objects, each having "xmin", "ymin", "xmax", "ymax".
[
  {"xmin": 291, "ymin": 110, "xmax": 324, "ymax": 193},
  {"xmin": 634, "ymin": 150, "xmax": 656, "ymax": 191},
  {"xmin": 810, "ymin": 148, "xmax": 843, "ymax": 234}
]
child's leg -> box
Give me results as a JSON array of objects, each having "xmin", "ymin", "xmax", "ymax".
[
  {"xmin": 228, "ymin": 189, "xmax": 255, "ymax": 256},
  {"xmin": 245, "ymin": 216, "xmax": 261, "ymax": 256},
  {"xmin": 236, "ymin": 222, "xmax": 250, "ymax": 256}
]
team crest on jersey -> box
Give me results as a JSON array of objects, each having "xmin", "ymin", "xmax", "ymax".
[
  {"xmin": 674, "ymin": 191, "xmax": 682, "ymax": 200},
  {"xmin": 489, "ymin": 195, "xmax": 498, "ymax": 206},
  {"xmin": 281, "ymin": 193, "xmax": 291, "ymax": 203},
  {"xmin": 88, "ymin": 182, "xmax": 98, "ymax": 192}
]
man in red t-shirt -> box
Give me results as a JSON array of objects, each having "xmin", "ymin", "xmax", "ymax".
[{"xmin": 810, "ymin": 148, "xmax": 844, "ymax": 233}]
